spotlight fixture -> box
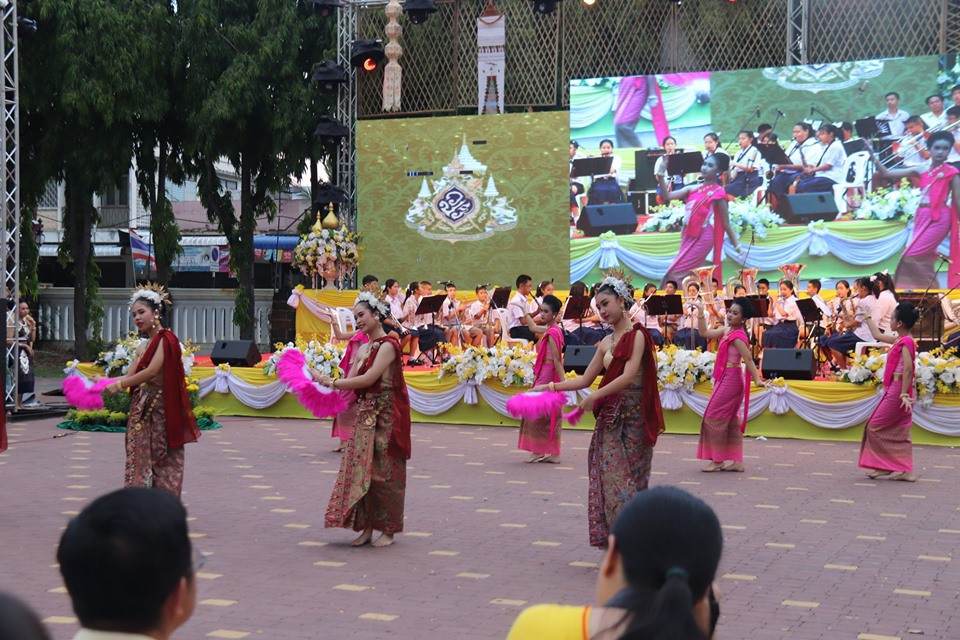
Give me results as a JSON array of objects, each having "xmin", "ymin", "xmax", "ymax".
[
  {"xmin": 17, "ymin": 16, "xmax": 37, "ymax": 35},
  {"xmin": 313, "ymin": 116, "xmax": 350, "ymax": 148},
  {"xmin": 311, "ymin": 60, "xmax": 346, "ymax": 91},
  {"xmin": 309, "ymin": 0, "xmax": 343, "ymax": 18},
  {"xmin": 313, "ymin": 184, "xmax": 348, "ymax": 207},
  {"xmin": 350, "ymin": 39, "xmax": 385, "ymax": 70},
  {"xmin": 582, "ymin": 0, "xmax": 595, "ymax": 5},
  {"xmin": 403, "ymin": 0, "xmax": 437, "ymax": 25},
  {"xmin": 532, "ymin": 0, "xmax": 561, "ymax": 14}
]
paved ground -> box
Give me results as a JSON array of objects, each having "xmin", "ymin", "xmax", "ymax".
[{"xmin": 2, "ymin": 417, "xmax": 959, "ymax": 640}]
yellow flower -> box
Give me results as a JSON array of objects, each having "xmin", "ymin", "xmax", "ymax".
[
  {"xmin": 216, "ymin": 363, "xmax": 231, "ymax": 372},
  {"xmin": 187, "ymin": 384, "xmax": 200, "ymax": 392}
]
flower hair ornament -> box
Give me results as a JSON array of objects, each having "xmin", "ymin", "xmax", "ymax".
[
  {"xmin": 355, "ymin": 290, "xmax": 390, "ymax": 318},
  {"xmin": 129, "ymin": 282, "xmax": 171, "ymax": 310},
  {"xmin": 600, "ymin": 276, "xmax": 632, "ymax": 301}
]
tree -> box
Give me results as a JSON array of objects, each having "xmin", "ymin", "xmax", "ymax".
[
  {"xmin": 20, "ymin": 0, "xmax": 151, "ymax": 357},
  {"xmin": 182, "ymin": 0, "xmax": 320, "ymax": 339}
]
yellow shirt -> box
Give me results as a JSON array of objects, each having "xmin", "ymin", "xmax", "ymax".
[{"xmin": 506, "ymin": 604, "xmax": 591, "ymax": 640}]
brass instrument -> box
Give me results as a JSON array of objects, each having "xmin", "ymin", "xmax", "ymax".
[
  {"xmin": 725, "ymin": 276, "xmax": 742, "ymax": 298},
  {"xmin": 694, "ymin": 265, "xmax": 718, "ymax": 304},
  {"xmin": 777, "ymin": 263, "xmax": 806, "ymax": 289},
  {"xmin": 885, "ymin": 119, "xmax": 960, "ymax": 170},
  {"xmin": 740, "ymin": 268, "xmax": 759, "ymax": 294}
]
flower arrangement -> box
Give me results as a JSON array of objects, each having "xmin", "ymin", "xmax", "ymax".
[
  {"xmin": 263, "ymin": 336, "xmax": 345, "ymax": 379},
  {"xmin": 292, "ymin": 222, "xmax": 362, "ymax": 288},
  {"xmin": 95, "ymin": 334, "xmax": 199, "ymax": 377},
  {"xmin": 642, "ymin": 199, "xmax": 783, "ymax": 238},
  {"xmin": 438, "ymin": 343, "xmax": 537, "ymax": 388},
  {"xmin": 656, "ymin": 344, "xmax": 716, "ymax": 391},
  {"xmin": 842, "ymin": 347, "xmax": 960, "ymax": 406},
  {"xmin": 848, "ymin": 180, "xmax": 920, "ymax": 222}
]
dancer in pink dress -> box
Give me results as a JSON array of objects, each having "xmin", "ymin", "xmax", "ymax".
[
  {"xmin": 329, "ymin": 331, "xmax": 369, "ymax": 452},
  {"xmin": 656, "ymin": 154, "xmax": 744, "ymax": 287},
  {"xmin": 866, "ymin": 132, "xmax": 960, "ymax": 290},
  {"xmin": 513, "ymin": 294, "xmax": 565, "ymax": 463},
  {"xmin": 858, "ymin": 301, "xmax": 920, "ymax": 481},
  {"xmin": 692, "ymin": 297, "xmax": 766, "ymax": 472}
]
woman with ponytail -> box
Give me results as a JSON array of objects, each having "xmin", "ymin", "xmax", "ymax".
[{"xmin": 508, "ymin": 486, "xmax": 723, "ymax": 639}]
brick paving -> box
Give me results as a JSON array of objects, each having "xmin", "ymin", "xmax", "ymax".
[{"xmin": 2, "ymin": 416, "xmax": 959, "ymax": 640}]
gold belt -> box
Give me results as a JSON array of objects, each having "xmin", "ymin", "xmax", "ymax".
[{"xmin": 726, "ymin": 362, "xmax": 742, "ymax": 368}]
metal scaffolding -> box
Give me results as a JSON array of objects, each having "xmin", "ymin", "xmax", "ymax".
[
  {"xmin": 1, "ymin": 0, "xmax": 20, "ymax": 409},
  {"xmin": 335, "ymin": 1, "xmax": 359, "ymax": 233}
]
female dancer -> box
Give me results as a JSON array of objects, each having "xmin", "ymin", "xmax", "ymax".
[
  {"xmin": 866, "ymin": 132, "xmax": 960, "ymax": 290},
  {"xmin": 102, "ymin": 285, "xmax": 200, "ymax": 497},
  {"xmin": 725, "ymin": 130, "xmax": 761, "ymax": 199},
  {"xmin": 533, "ymin": 278, "xmax": 664, "ymax": 548},
  {"xmin": 657, "ymin": 154, "xmax": 743, "ymax": 288},
  {"xmin": 513, "ymin": 295, "xmax": 565, "ymax": 463},
  {"xmin": 10, "ymin": 301, "xmax": 38, "ymax": 409},
  {"xmin": 316, "ymin": 292, "xmax": 411, "ymax": 547},
  {"xmin": 693, "ymin": 297, "xmax": 765, "ymax": 472},
  {"xmin": 858, "ymin": 302, "xmax": 919, "ymax": 481},
  {"xmin": 761, "ymin": 280, "xmax": 802, "ymax": 348},
  {"xmin": 328, "ymin": 323, "xmax": 368, "ymax": 453}
]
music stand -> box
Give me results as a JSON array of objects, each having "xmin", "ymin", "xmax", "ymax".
[
  {"xmin": 756, "ymin": 143, "xmax": 792, "ymax": 167},
  {"xmin": 490, "ymin": 286, "xmax": 512, "ymax": 309},
  {"xmin": 854, "ymin": 116, "xmax": 891, "ymax": 139},
  {"xmin": 746, "ymin": 295, "xmax": 771, "ymax": 361},
  {"xmin": 666, "ymin": 152, "xmax": 704, "ymax": 176},
  {"xmin": 571, "ymin": 156, "xmax": 614, "ymax": 179},
  {"xmin": 795, "ymin": 298, "xmax": 826, "ymax": 363},
  {"xmin": 644, "ymin": 294, "xmax": 683, "ymax": 317},
  {"xmin": 414, "ymin": 294, "xmax": 447, "ymax": 364},
  {"xmin": 843, "ymin": 139, "xmax": 868, "ymax": 155},
  {"xmin": 563, "ymin": 296, "xmax": 592, "ymax": 335}
]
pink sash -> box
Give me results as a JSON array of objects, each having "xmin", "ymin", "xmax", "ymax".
[
  {"xmin": 535, "ymin": 324, "xmax": 566, "ymax": 442},
  {"xmin": 713, "ymin": 328, "xmax": 750, "ymax": 433},
  {"xmin": 339, "ymin": 332, "xmax": 369, "ymax": 378},
  {"xmin": 684, "ymin": 185, "xmax": 729, "ymax": 281},
  {"xmin": 883, "ymin": 335, "xmax": 916, "ymax": 395}
]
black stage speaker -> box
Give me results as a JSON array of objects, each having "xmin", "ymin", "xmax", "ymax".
[
  {"xmin": 576, "ymin": 203, "xmax": 637, "ymax": 237},
  {"xmin": 564, "ymin": 345, "xmax": 597, "ymax": 375},
  {"xmin": 210, "ymin": 339, "xmax": 261, "ymax": 367},
  {"xmin": 761, "ymin": 348, "xmax": 816, "ymax": 380},
  {"xmin": 777, "ymin": 192, "xmax": 839, "ymax": 224},
  {"xmin": 898, "ymin": 291, "xmax": 944, "ymax": 352}
]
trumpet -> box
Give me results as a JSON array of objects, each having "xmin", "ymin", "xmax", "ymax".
[{"xmin": 885, "ymin": 119, "xmax": 960, "ymax": 170}]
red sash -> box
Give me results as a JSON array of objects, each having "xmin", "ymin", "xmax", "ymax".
[
  {"xmin": 356, "ymin": 336, "xmax": 412, "ymax": 460},
  {"xmin": 135, "ymin": 330, "xmax": 200, "ymax": 448},
  {"xmin": 595, "ymin": 323, "xmax": 665, "ymax": 447}
]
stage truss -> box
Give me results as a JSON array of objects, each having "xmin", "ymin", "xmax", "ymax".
[{"xmin": 1, "ymin": 0, "xmax": 20, "ymax": 409}]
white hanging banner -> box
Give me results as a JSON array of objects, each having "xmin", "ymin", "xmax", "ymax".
[{"xmin": 477, "ymin": 2, "xmax": 505, "ymax": 114}]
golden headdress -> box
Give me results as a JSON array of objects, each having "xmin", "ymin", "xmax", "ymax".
[{"xmin": 129, "ymin": 282, "xmax": 172, "ymax": 309}]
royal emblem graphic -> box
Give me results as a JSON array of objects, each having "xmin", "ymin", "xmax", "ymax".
[
  {"xmin": 406, "ymin": 134, "xmax": 516, "ymax": 242},
  {"xmin": 761, "ymin": 60, "xmax": 884, "ymax": 93}
]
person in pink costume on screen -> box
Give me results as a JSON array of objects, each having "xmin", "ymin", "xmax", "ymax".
[
  {"xmin": 865, "ymin": 131, "xmax": 960, "ymax": 290},
  {"xmin": 656, "ymin": 154, "xmax": 744, "ymax": 288}
]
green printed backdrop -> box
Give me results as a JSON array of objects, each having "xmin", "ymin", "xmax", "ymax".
[{"xmin": 358, "ymin": 112, "xmax": 570, "ymax": 288}]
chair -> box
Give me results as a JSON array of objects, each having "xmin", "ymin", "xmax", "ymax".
[
  {"xmin": 854, "ymin": 341, "xmax": 888, "ymax": 358},
  {"xmin": 833, "ymin": 151, "xmax": 868, "ymax": 214},
  {"xmin": 333, "ymin": 307, "xmax": 356, "ymax": 344},
  {"xmin": 491, "ymin": 307, "xmax": 530, "ymax": 348}
]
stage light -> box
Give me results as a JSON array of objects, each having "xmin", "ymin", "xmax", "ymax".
[
  {"xmin": 350, "ymin": 39, "xmax": 385, "ymax": 70},
  {"xmin": 309, "ymin": 0, "xmax": 343, "ymax": 18},
  {"xmin": 532, "ymin": 0, "xmax": 561, "ymax": 13},
  {"xmin": 311, "ymin": 60, "xmax": 346, "ymax": 91},
  {"xmin": 403, "ymin": 0, "xmax": 437, "ymax": 24},
  {"xmin": 582, "ymin": 0, "xmax": 595, "ymax": 5},
  {"xmin": 313, "ymin": 116, "xmax": 350, "ymax": 148},
  {"xmin": 17, "ymin": 16, "xmax": 37, "ymax": 35}
]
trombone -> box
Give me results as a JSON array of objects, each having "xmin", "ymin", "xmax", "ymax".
[{"xmin": 884, "ymin": 119, "xmax": 960, "ymax": 170}]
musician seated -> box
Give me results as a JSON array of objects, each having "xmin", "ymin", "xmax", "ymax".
[
  {"xmin": 560, "ymin": 281, "xmax": 605, "ymax": 346},
  {"xmin": 805, "ymin": 279, "xmax": 833, "ymax": 333},
  {"xmin": 840, "ymin": 121, "xmax": 854, "ymax": 143},
  {"xmin": 654, "ymin": 136, "xmax": 684, "ymax": 204},
  {"xmin": 823, "ymin": 277, "xmax": 876, "ymax": 370},
  {"xmin": 441, "ymin": 282, "xmax": 465, "ymax": 348},
  {"xmin": 508, "ymin": 274, "xmax": 539, "ymax": 342},
  {"xmin": 586, "ymin": 139, "xmax": 624, "ymax": 205},
  {"xmin": 896, "ymin": 116, "xmax": 931, "ymax": 185},
  {"xmin": 414, "ymin": 281, "xmax": 446, "ymax": 360},
  {"xmin": 662, "ymin": 279, "xmax": 681, "ymax": 344},
  {"xmin": 795, "ymin": 124, "xmax": 847, "ymax": 195},
  {"xmin": 761, "ymin": 280, "xmax": 802, "ymax": 349},
  {"xmin": 382, "ymin": 278, "xmax": 410, "ymax": 348},
  {"xmin": 757, "ymin": 124, "xmax": 773, "ymax": 145},
  {"xmin": 628, "ymin": 283, "xmax": 664, "ymax": 347},
  {"xmin": 768, "ymin": 122, "xmax": 819, "ymax": 197},
  {"xmin": 876, "ymin": 91, "xmax": 910, "ymax": 139},
  {"xmin": 921, "ymin": 94, "xmax": 946, "ymax": 129},
  {"xmin": 945, "ymin": 105, "xmax": 960, "ymax": 169},
  {"xmin": 465, "ymin": 284, "xmax": 495, "ymax": 347},
  {"xmin": 943, "ymin": 293, "xmax": 960, "ymax": 351},
  {"xmin": 674, "ymin": 282, "xmax": 708, "ymax": 351},
  {"xmin": 570, "ymin": 140, "xmax": 586, "ymax": 221},
  {"xmin": 725, "ymin": 130, "xmax": 761, "ymax": 199}
]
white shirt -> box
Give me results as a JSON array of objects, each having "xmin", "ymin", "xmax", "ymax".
[
  {"xmin": 897, "ymin": 134, "xmax": 929, "ymax": 169},
  {"xmin": 786, "ymin": 137, "xmax": 820, "ymax": 167},
  {"xmin": 508, "ymin": 292, "xmax": 535, "ymax": 329},
  {"xmin": 729, "ymin": 145, "xmax": 759, "ymax": 179},
  {"xmin": 810, "ymin": 293, "xmax": 832, "ymax": 328},
  {"xmin": 853, "ymin": 295, "xmax": 877, "ymax": 341},
  {"xmin": 467, "ymin": 300, "xmax": 487, "ymax": 324},
  {"xmin": 814, "ymin": 140, "xmax": 848, "ymax": 184},
  {"xmin": 441, "ymin": 296, "xmax": 461, "ymax": 325},
  {"xmin": 594, "ymin": 154, "xmax": 621, "ymax": 178},
  {"xmin": 773, "ymin": 294, "xmax": 802, "ymax": 325},
  {"xmin": 386, "ymin": 293, "xmax": 404, "ymax": 323},
  {"xmin": 876, "ymin": 108, "xmax": 910, "ymax": 138},
  {"xmin": 874, "ymin": 289, "xmax": 898, "ymax": 333},
  {"xmin": 921, "ymin": 111, "xmax": 946, "ymax": 129},
  {"xmin": 629, "ymin": 303, "xmax": 662, "ymax": 331}
]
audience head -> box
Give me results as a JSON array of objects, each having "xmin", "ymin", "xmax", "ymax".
[
  {"xmin": 0, "ymin": 593, "xmax": 51, "ymax": 640},
  {"xmin": 596, "ymin": 486, "xmax": 723, "ymax": 640},
  {"xmin": 57, "ymin": 488, "xmax": 197, "ymax": 637},
  {"xmin": 893, "ymin": 301, "xmax": 919, "ymax": 330}
]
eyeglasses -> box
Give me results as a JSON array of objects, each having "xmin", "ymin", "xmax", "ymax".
[{"xmin": 191, "ymin": 545, "xmax": 209, "ymax": 573}]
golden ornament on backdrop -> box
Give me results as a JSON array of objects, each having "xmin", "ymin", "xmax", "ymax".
[{"xmin": 321, "ymin": 202, "xmax": 339, "ymax": 229}]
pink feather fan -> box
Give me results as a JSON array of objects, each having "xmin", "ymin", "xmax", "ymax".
[
  {"xmin": 505, "ymin": 391, "xmax": 567, "ymax": 421},
  {"xmin": 562, "ymin": 407, "xmax": 584, "ymax": 426},
  {"xmin": 276, "ymin": 349, "xmax": 348, "ymax": 418},
  {"xmin": 62, "ymin": 376, "xmax": 111, "ymax": 410}
]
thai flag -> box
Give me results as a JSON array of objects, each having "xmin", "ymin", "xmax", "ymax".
[{"xmin": 129, "ymin": 228, "xmax": 155, "ymax": 267}]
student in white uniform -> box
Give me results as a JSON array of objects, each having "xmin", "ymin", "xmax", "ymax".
[
  {"xmin": 871, "ymin": 272, "xmax": 899, "ymax": 335},
  {"xmin": 805, "ymin": 279, "xmax": 833, "ymax": 331},
  {"xmin": 629, "ymin": 283, "xmax": 664, "ymax": 347},
  {"xmin": 465, "ymin": 284, "xmax": 494, "ymax": 347},
  {"xmin": 674, "ymin": 282, "xmax": 708, "ymax": 350},
  {"xmin": 920, "ymin": 94, "xmax": 946, "ymax": 129},
  {"xmin": 795, "ymin": 124, "xmax": 847, "ymax": 196},
  {"xmin": 896, "ymin": 116, "xmax": 931, "ymax": 175},
  {"xmin": 725, "ymin": 130, "xmax": 762, "ymax": 199},
  {"xmin": 508, "ymin": 274, "xmax": 539, "ymax": 342},
  {"xmin": 876, "ymin": 91, "xmax": 910, "ymax": 139},
  {"xmin": 825, "ymin": 277, "xmax": 876, "ymax": 370},
  {"xmin": 441, "ymin": 282, "xmax": 466, "ymax": 348},
  {"xmin": 761, "ymin": 280, "xmax": 803, "ymax": 348},
  {"xmin": 560, "ymin": 281, "xmax": 603, "ymax": 346},
  {"xmin": 768, "ymin": 122, "xmax": 821, "ymax": 197},
  {"xmin": 400, "ymin": 281, "xmax": 425, "ymax": 366}
]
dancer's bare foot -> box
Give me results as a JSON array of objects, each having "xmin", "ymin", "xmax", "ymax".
[
  {"xmin": 332, "ymin": 445, "xmax": 345, "ymax": 453},
  {"xmin": 867, "ymin": 469, "xmax": 893, "ymax": 479},
  {"xmin": 891, "ymin": 472, "xmax": 917, "ymax": 482},
  {"xmin": 539, "ymin": 455, "xmax": 561, "ymax": 464},
  {"xmin": 351, "ymin": 528, "xmax": 373, "ymax": 546},
  {"xmin": 721, "ymin": 462, "xmax": 745, "ymax": 472},
  {"xmin": 524, "ymin": 453, "xmax": 545, "ymax": 463},
  {"xmin": 702, "ymin": 462, "xmax": 724, "ymax": 472},
  {"xmin": 372, "ymin": 533, "xmax": 394, "ymax": 548}
]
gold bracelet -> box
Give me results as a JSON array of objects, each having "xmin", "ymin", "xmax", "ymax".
[
  {"xmin": 548, "ymin": 381, "xmax": 555, "ymax": 392},
  {"xmin": 331, "ymin": 379, "xmax": 337, "ymax": 389}
]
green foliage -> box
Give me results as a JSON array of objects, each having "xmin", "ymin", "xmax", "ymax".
[
  {"xmin": 19, "ymin": 207, "xmax": 39, "ymax": 303},
  {"xmin": 65, "ymin": 409, "xmax": 128, "ymax": 426},
  {"xmin": 193, "ymin": 406, "xmax": 217, "ymax": 421},
  {"xmin": 102, "ymin": 390, "xmax": 131, "ymax": 414}
]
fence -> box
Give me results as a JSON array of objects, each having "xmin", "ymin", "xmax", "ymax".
[{"xmin": 37, "ymin": 288, "xmax": 275, "ymax": 349}]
